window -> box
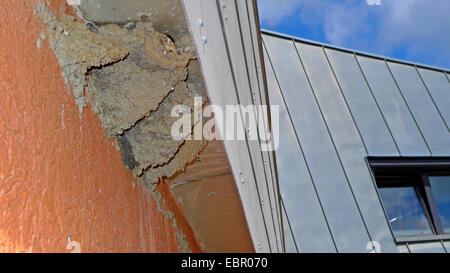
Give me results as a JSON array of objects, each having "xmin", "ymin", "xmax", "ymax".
[
  {"xmin": 369, "ymin": 157, "xmax": 450, "ymax": 241},
  {"xmin": 378, "ymin": 186, "xmax": 432, "ymax": 237},
  {"xmin": 429, "ymin": 176, "xmax": 450, "ymax": 233}
]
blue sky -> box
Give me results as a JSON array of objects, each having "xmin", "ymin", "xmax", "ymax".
[{"xmin": 258, "ymin": 0, "xmax": 450, "ymax": 69}]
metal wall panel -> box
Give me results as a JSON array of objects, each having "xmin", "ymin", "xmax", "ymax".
[
  {"xmin": 324, "ymin": 48, "xmax": 399, "ymax": 156},
  {"xmin": 281, "ymin": 199, "xmax": 298, "ymax": 253},
  {"xmin": 388, "ymin": 62, "xmax": 450, "ymax": 156},
  {"xmin": 444, "ymin": 241, "xmax": 450, "ymax": 253},
  {"xmin": 356, "ymin": 56, "xmax": 431, "ymax": 156},
  {"xmin": 219, "ymin": 0, "xmax": 280, "ymax": 252},
  {"xmin": 295, "ymin": 42, "xmax": 398, "ymax": 252},
  {"xmin": 265, "ymin": 52, "xmax": 336, "ymax": 252},
  {"xmin": 240, "ymin": 2, "xmax": 284, "ymax": 247},
  {"xmin": 263, "ymin": 35, "xmax": 370, "ymax": 252},
  {"xmin": 243, "ymin": 1, "xmax": 283, "ymax": 250},
  {"xmin": 397, "ymin": 244, "xmax": 410, "ymax": 253},
  {"xmin": 417, "ymin": 68, "xmax": 450, "ymax": 127},
  {"xmin": 408, "ymin": 242, "xmax": 446, "ymax": 253},
  {"xmin": 182, "ymin": 0, "xmax": 280, "ymax": 252},
  {"xmin": 263, "ymin": 31, "xmax": 449, "ymax": 253}
]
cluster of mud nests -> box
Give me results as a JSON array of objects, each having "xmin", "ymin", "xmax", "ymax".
[{"xmin": 38, "ymin": 3, "xmax": 208, "ymax": 189}]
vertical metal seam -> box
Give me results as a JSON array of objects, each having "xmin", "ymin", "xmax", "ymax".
[
  {"xmin": 384, "ymin": 60, "xmax": 433, "ymax": 156},
  {"xmin": 214, "ymin": 0, "xmax": 272, "ymax": 252},
  {"xmin": 238, "ymin": 0, "xmax": 282, "ymax": 244},
  {"xmin": 405, "ymin": 242, "xmax": 411, "ymax": 253},
  {"xmin": 262, "ymin": 38, "xmax": 338, "ymax": 252},
  {"xmin": 232, "ymin": 0, "xmax": 280, "ymax": 252},
  {"xmin": 281, "ymin": 197, "xmax": 300, "ymax": 253},
  {"xmin": 415, "ymin": 66, "xmax": 450, "ymax": 131},
  {"xmin": 440, "ymin": 240, "xmax": 448, "ymax": 253},
  {"xmin": 293, "ymin": 41, "xmax": 374, "ymax": 247},
  {"xmin": 251, "ymin": 1, "xmax": 285, "ymax": 253},
  {"xmin": 354, "ymin": 54, "xmax": 402, "ymax": 156},
  {"xmin": 244, "ymin": 2, "xmax": 284, "ymax": 250},
  {"xmin": 324, "ymin": 47, "xmax": 398, "ymax": 252},
  {"xmin": 322, "ymin": 47, "xmax": 370, "ymax": 155}
]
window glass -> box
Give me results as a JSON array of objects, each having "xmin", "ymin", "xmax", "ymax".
[
  {"xmin": 429, "ymin": 176, "xmax": 450, "ymax": 233},
  {"xmin": 379, "ymin": 186, "xmax": 433, "ymax": 237}
]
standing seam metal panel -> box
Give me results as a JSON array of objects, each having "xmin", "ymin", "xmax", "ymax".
[
  {"xmin": 324, "ymin": 48, "xmax": 399, "ymax": 156},
  {"xmin": 264, "ymin": 35, "xmax": 370, "ymax": 252},
  {"xmin": 444, "ymin": 241, "xmax": 450, "ymax": 253},
  {"xmin": 218, "ymin": 0, "xmax": 280, "ymax": 252},
  {"xmin": 263, "ymin": 31, "xmax": 450, "ymax": 253},
  {"xmin": 295, "ymin": 42, "xmax": 399, "ymax": 252},
  {"xmin": 417, "ymin": 68, "xmax": 450, "ymax": 128},
  {"xmin": 387, "ymin": 62, "xmax": 450, "ymax": 156},
  {"xmin": 408, "ymin": 242, "xmax": 446, "ymax": 253},
  {"xmin": 398, "ymin": 244, "xmax": 410, "ymax": 253},
  {"xmin": 182, "ymin": 0, "xmax": 275, "ymax": 252},
  {"xmin": 234, "ymin": 0, "xmax": 284, "ymax": 251},
  {"xmin": 356, "ymin": 56, "xmax": 431, "ymax": 156},
  {"xmin": 281, "ymin": 198, "xmax": 299, "ymax": 253},
  {"xmin": 244, "ymin": 2, "xmax": 285, "ymax": 252},
  {"xmin": 264, "ymin": 48, "xmax": 336, "ymax": 252}
]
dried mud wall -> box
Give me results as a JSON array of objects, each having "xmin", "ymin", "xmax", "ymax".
[{"xmin": 0, "ymin": 0, "xmax": 201, "ymax": 252}]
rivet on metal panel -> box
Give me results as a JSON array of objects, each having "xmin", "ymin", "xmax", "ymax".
[
  {"xmin": 221, "ymin": 2, "xmax": 228, "ymax": 22},
  {"xmin": 239, "ymin": 169, "xmax": 244, "ymax": 184},
  {"xmin": 261, "ymin": 199, "xmax": 265, "ymax": 206},
  {"xmin": 198, "ymin": 19, "xmax": 207, "ymax": 54},
  {"xmin": 257, "ymin": 241, "xmax": 262, "ymax": 250}
]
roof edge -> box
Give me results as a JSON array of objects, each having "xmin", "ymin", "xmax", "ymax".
[{"xmin": 261, "ymin": 29, "xmax": 450, "ymax": 73}]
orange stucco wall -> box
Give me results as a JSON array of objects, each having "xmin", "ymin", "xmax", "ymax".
[{"xmin": 0, "ymin": 0, "xmax": 201, "ymax": 253}]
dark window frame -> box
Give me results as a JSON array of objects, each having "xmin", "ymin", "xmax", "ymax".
[{"xmin": 368, "ymin": 157, "xmax": 450, "ymax": 243}]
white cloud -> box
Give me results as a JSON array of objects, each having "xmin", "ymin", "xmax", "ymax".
[
  {"xmin": 258, "ymin": 0, "xmax": 450, "ymax": 67},
  {"xmin": 377, "ymin": 0, "xmax": 450, "ymax": 59},
  {"xmin": 366, "ymin": 0, "xmax": 381, "ymax": 6}
]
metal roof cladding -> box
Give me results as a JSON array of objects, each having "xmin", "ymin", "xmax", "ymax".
[{"xmin": 262, "ymin": 29, "xmax": 450, "ymax": 253}]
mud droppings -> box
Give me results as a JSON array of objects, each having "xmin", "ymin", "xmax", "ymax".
[
  {"xmin": 37, "ymin": 3, "xmax": 129, "ymax": 115},
  {"xmin": 37, "ymin": 3, "xmax": 208, "ymax": 192}
]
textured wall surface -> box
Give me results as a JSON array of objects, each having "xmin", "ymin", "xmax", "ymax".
[{"xmin": 0, "ymin": 0, "xmax": 200, "ymax": 253}]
